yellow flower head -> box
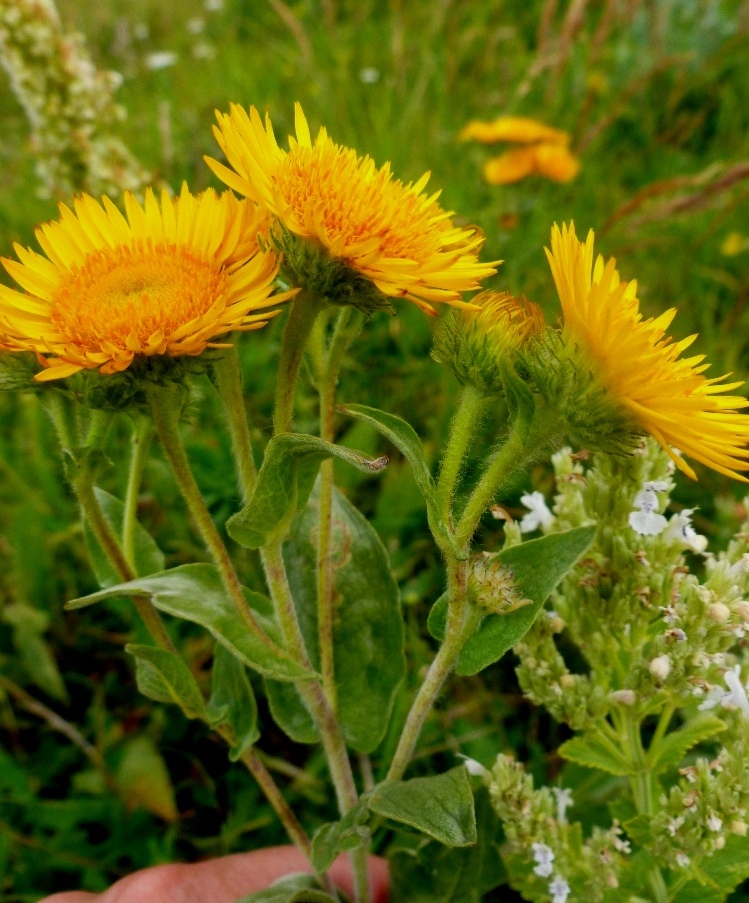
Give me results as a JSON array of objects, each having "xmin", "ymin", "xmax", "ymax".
[
  {"xmin": 433, "ymin": 291, "xmax": 546, "ymax": 395},
  {"xmin": 546, "ymin": 223, "xmax": 749, "ymax": 480},
  {"xmin": 0, "ymin": 186, "xmax": 288, "ymax": 382},
  {"xmin": 205, "ymin": 103, "xmax": 497, "ymax": 314},
  {"xmin": 459, "ymin": 116, "xmax": 570, "ymax": 146},
  {"xmin": 484, "ymin": 144, "xmax": 580, "ymax": 186}
]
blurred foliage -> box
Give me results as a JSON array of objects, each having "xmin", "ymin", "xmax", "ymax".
[{"xmin": 1, "ymin": 0, "xmax": 749, "ymax": 899}]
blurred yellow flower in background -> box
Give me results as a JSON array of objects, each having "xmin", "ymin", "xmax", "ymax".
[
  {"xmin": 547, "ymin": 223, "xmax": 749, "ymax": 480},
  {"xmin": 461, "ymin": 114, "xmax": 580, "ymax": 186},
  {"xmin": 0, "ymin": 186, "xmax": 287, "ymax": 381},
  {"xmin": 206, "ymin": 103, "xmax": 498, "ymax": 314}
]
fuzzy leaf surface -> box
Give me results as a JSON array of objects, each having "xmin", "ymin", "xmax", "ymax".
[
  {"xmin": 340, "ymin": 404, "xmax": 458, "ymax": 554},
  {"xmin": 84, "ymin": 487, "xmax": 164, "ymax": 587},
  {"xmin": 207, "ymin": 643, "xmax": 260, "ymax": 759},
  {"xmin": 236, "ymin": 874, "xmax": 337, "ymax": 903},
  {"xmin": 66, "ymin": 564, "xmax": 312, "ymax": 681},
  {"xmin": 126, "ymin": 644, "xmax": 206, "ymax": 720},
  {"xmin": 368, "ymin": 766, "xmax": 476, "ymax": 846},
  {"xmin": 226, "ymin": 433, "xmax": 387, "ymax": 549},
  {"xmin": 429, "ymin": 527, "xmax": 595, "ymax": 675},
  {"xmin": 282, "ymin": 484, "xmax": 404, "ymax": 753},
  {"xmin": 264, "ymin": 677, "xmax": 319, "ymax": 744},
  {"xmin": 311, "ymin": 800, "xmax": 371, "ymax": 872}
]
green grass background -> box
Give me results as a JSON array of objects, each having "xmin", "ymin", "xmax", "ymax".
[{"xmin": 1, "ymin": 0, "xmax": 749, "ymax": 899}]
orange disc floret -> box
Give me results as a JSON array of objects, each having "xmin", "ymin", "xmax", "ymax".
[
  {"xmin": 0, "ymin": 186, "xmax": 292, "ymax": 381},
  {"xmin": 205, "ymin": 103, "xmax": 498, "ymax": 314},
  {"xmin": 547, "ymin": 223, "xmax": 749, "ymax": 481}
]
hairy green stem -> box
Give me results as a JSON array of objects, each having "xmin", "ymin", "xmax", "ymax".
[
  {"xmin": 274, "ymin": 292, "xmax": 327, "ymax": 434},
  {"xmin": 435, "ymin": 385, "xmax": 488, "ymax": 519},
  {"xmin": 148, "ymin": 383, "xmax": 285, "ymax": 656},
  {"xmin": 386, "ymin": 558, "xmax": 479, "ymax": 782},
  {"xmin": 317, "ymin": 307, "xmax": 361, "ymax": 709},
  {"xmin": 214, "ymin": 345, "xmax": 258, "ymax": 503},
  {"xmin": 122, "ymin": 418, "xmax": 153, "ymax": 570},
  {"xmin": 262, "ymin": 539, "xmax": 370, "ymax": 903},
  {"xmin": 455, "ymin": 412, "xmax": 563, "ymax": 549}
]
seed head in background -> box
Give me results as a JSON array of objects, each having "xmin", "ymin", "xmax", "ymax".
[
  {"xmin": 0, "ymin": 186, "xmax": 289, "ymax": 382},
  {"xmin": 206, "ymin": 102, "xmax": 498, "ymax": 315}
]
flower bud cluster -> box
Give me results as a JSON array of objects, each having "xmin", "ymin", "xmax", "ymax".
[
  {"xmin": 647, "ymin": 743, "xmax": 749, "ymax": 869},
  {"xmin": 488, "ymin": 754, "xmax": 627, "ymax": 901},
  {"xmin": 0, "ymin": 0, "xmax": 149, "ymax": 198}
]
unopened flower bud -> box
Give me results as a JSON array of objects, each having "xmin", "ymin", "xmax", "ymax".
[
  {"xmin": 735, "ymin": 601, "xmax": 749, "ymax": 622},
  {"xmin": 731, "ymin": 820, "xmax": 748, "ymax": 836},
  {"xmin": 714, "ymin": 835, "xmax": 726, "ymax": 850},
  {"xmin": 432, "ymin": 291, "xmax": 546, "ymax": 395},
  {"xmin": 649, "ymin": 654, "xmax": 671, "ymax": 682},
  {"xmin": 468, "ymin": 553, "xmax": 530, "ymax": 615},
  {"xmin": 560, "ymin": 674, "xmax": 576, "ymax": 689},
  {"xmin": 610, "ymin": 689, "xmax": 637, "ymax": 706},
  {"xmin": 707, "ymin": 602, "xmax": 731, "ymax": 623}
]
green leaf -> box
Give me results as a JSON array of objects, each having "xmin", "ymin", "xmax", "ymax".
[
  {"xmin": 450, "ymin": 527, "xmax": 596, "ymax": 675},
  {"xmin": 226, "ymin": 433, "xmax": 387, "ymax": 549},
  {"xmin": 340, "ymin": 404, "xmax": 458, "ymax": 555},
  {"xmin": 559, "ymin": 729, "xmax": 634, "ymax": 776},
  {"xmin": 236, "ymin": 874, "xmax": 337, "ymax": 903},
  {"xmin": 282, "ymin": 484, "xmax": 404, "ymax": 753},
  {"xmin": 311, "ymin": 800, "xmax": 370, "ymax": 872},
  {"xmin": 126, "ymin": 643, "xmax": 206, "ymax": 720},
  {"xmin": 13, "ymin": 625, "xmax": 69, "ymax": 703},
  {"xmin": 389, "ymin": 785, "xmax": 505, "ymax": 903},
  {"xmin": 84, "ymin": 487, "xmax": 164, "ymax": 587},
  {"xmin": 368, "ymin": 766, "xmax": 477, "ymax": 846},
  {"xmin": 206, "ymin": 643, "xmax": 260, "ymax": 759},
  {"xmin": 675, "ymin": 835, "xmax": 749, "ymax": 901},
  {"xmin": 117, "ymin": 735, "xmax": 178, "ymax": 822},
  {"xmin": 264, "ymin": 678, "xmax": 319, "ymax": 744},
  {"xmin": 646, "ymin": 713, "xmax": 726, "ymax": 775},
  {"xmin": 66, "ymin": 564, "xmax": 314, "ymax": 681}
]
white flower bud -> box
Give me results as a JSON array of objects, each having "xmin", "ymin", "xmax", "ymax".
[
  {"xmin": 649, "ymin": 654, "xmax": 671, "ymax": 681},
  {"xmin": 707, "ymin": 602, "xmax": 731, "ymax": 623},
  {"xmin": 731, "ymin": 820, "xmax": 748, "ymax": 836},
  {"xmin": 736, "ymin": 601, "xmax": 749, "ymax": 622},
  {"xmin": 610, "ymin": 689, "xmax": 637, "ymax": 706},
  {"xmin": 559, "ymin": 674, "xmax": 576, "ymax": 689}
]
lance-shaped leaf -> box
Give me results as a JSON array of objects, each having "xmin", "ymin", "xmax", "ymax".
[
  {"xmin": 368, "ymin": 767, "xmax": 477, "ymax": 846},
  {"xmin": 207, "ymin": 643, "xmax": 260, "ymax": 760},
  {"xmin": 84, "ymin": 487, "xmax": 165, "ymax": 587},
  {"xmin": 646, "ymin": 713, "xmax": 726, "ymax": 775},
  {"xmin": 264, "ymin": 677, "xmax": 320, "ymax": 744},
  {"xmin": 280, "ymin": 484, "xmax": 404, "ymax": 753},
  {"xmin": 66, "ymin": 564, "xmax": 313, "ymax": 681},
  {"xmin": 339, "ymin": 404, "xmax": 458, "ymax": 555},
  {"xmin": 227, "ymin": 433, "xmax": 388, "ymax": 549},
  {"xmin": 126, "ymin": 644, "xmax": 207, "ymax": 720},
  {"xmin": 429, "ymin": 527, "xmax": 596, "ymax": 675}
]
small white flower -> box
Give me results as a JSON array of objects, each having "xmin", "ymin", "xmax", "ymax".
[
  {"xmin": 552, "ymin": 787, "xmax": 574, "ymax": 823},
  {"xmin": 629, "ymin": 481, "xmax": 668, "ymax": 536},
  {"xmin": 613, "ymin": 835, "xmax": 631, "ymax": 854},
  {"xmin": 610, "ymin": 689, "xmax": 636, "ymax": 706},
  {"xmin": 675, "ymin": 852, "xmax": 690, "ymax": 868},
  {"xmin": 520, "ymin": 492, "xmax": 555, "ymax": 533},
  {"xmin": 699, "ymin": 666, "xmax": 749, "ymax": 716},
  {"xmin": 187, "ymin": 17, "xmax": 205, "ymax": 33},
  {"xmin": 667, "ymin": 816, "xmax": 684, "ymax": 836},
  {"xmin": 359, "ymin": 67, "xmax": 380, "ymax": 84},
  {"xmin": 205, "ymin": 0, "xmax": 223, "ymax": 10},
  {"xmin": 145, "ymin": 51, "xmax": 178, "ymax": 70},
  {"xmin": 707, "ymin": 813, "xmax": 723, "ymax": 832},
  {"xmin": 532, "ymin": 842, "xmax": 555, "ymax": 878},
  {"xmin": 665, "ymin": 509, "xmax": 707, "ymax": 553},
  {"xmin": 549, "ymin": 874, "xmax": 571, "ymax": 903}
]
